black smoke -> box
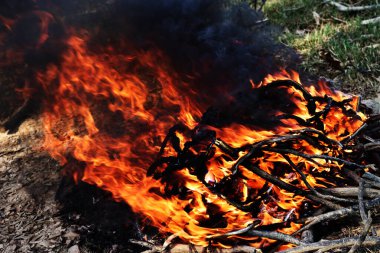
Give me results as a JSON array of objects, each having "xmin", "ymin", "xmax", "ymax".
[
  {"xmin": 0, "ymin": 0, "xmax": 301, "ymax": 130},
  {"xmin": 92, "ymin": 0, "xmax": 300, "ymax": 96}
]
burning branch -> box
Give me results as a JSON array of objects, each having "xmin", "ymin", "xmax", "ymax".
[{"xmin": 146, "ymin": 76, "xmax": 380, "ymax": 250}]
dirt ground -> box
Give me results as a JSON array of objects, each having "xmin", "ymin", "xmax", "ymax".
[{"xmin": 0, "ymin": 118, "xmax": 69, "ymax": 253}]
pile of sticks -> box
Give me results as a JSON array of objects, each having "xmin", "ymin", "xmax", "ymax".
[{"xmin": 146, "ymin": 79, "xmax": 380, "ymax": 252}]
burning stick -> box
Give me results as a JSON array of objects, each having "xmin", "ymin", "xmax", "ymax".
[
  {"xmin": 130, "ymin": 239, "xmax": 261, "ymax": 253},
  {"xmin": 209, "ymin": 223, "xmax": 304, "ymax": 246},
  {"xmin": 143, "ymin": 75, "xmax": 380, "ymax": 249},
  {"xmin": 282, "ymin": 154, "xmax": 355, "ymax": 203}
]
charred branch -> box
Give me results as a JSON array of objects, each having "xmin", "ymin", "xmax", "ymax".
[
  {"xmin": 242, "ymin": 163, "xmax": 342, "ymax": 210},
  {"xmin": 282, "ymin": 154, "xmax": 355, "ymax": 203},
  {"xmin": 264, "ymin": 147, "xmax": 367, "ymax": 169}
]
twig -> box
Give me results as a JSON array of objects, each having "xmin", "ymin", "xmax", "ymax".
[
  {"xmin": 362, "ymin": 16, "xmax": 380, "ymax": 25},
  {"xmin": 342, "ymin": 167, "xmax": 361, "ymax": 184},
  {"xmin": 342, "ymin": 123, "xmax": 367, "ymax": 144},
  {"xmin": 208, "ymin": 223, "xmax": 255, "ymax": 239},
  {"xmin": 364, "ymin": 179, "xmax": 380, "ymax": 189},
  {"xmin": 0, "ymin": 97, "xmax": 33, "ymax": 133},
  {"xmin": 170, "ymin": 244, "xmax": 260, "ymax": 253},
  {"xmin": 266, "ymin": 147, "xmax": 367, "ymax": 169},
  {"xmin": 162, "ymin": 234, "xmax": 179, "ymax": 251},
  {"xmin": 209, "ymin": 223, "xmax": 303, "ymax": 246},
  {"xmin": 364, "ymin": 142, "xmax": 380, "ymax": 151},
  {"xmin": 137, "ymin": 242, "xmax": 262, "ymax": 253},
  {"xmin": 358, "ymin": 179, "xmax": 368, "ymax": 223},
  {"xmin": 129, "ymin": 239, "xmax": 160, "ymax": 252},
  {"xmin": 282, "ymin": 154, "xmax": 355, "ymax": 203},
  {"xmin": 245, "ymin": 230, "xmax": 304, "ymax": 246},
  {"xmin": 231, "ymin": 134, "xmax": 309, "ymax": 175},
  {"xmin": 363, "ymin": 172, "xmax": 380, "ymax": 184},
  {"xmin": 294, "ymin": 197, "xmax": 380, "ymax": 235},
  {"xmin": 243, "ymin": 164, "xmax": 342, "ymax": 209},
  {"xmin": 279, "ymin": 236, "xmax": 380, "ymax": 253},
  {"xmin": 326, "ymin": 1, "xmax": 380, "ymax": 12},
  {"xmin": 348, "ymin": 212, "xmax": 373, "ymax": 253},
  {"xmin": 262, "ymin": 80, "xmax": 316, "ymax": 114},
  {"xmin": 320, "ymin": 187, "xmax": 380, "ymax": 198}
]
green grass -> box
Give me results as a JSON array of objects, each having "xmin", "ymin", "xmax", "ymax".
[{"xmin": 263, "ymin": 0, "xmax": 380, "ymax": 97}]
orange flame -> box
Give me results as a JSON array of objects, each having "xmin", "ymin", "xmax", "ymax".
[{"xmin": 35, "ymin": 30, "xmax": 366, "ymax": 249}]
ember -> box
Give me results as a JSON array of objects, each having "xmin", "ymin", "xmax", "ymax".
[{"xmin": 1, "ymin": 1, "xmax": 380, "ymax": 252}]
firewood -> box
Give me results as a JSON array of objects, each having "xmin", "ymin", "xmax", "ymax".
[
  {"xmin": 348, "ymin": 212, "xmax": 373, "ymax": 253},
  {"xmin": 295, "ymin": 197, "xmax": 380, "ymax": 235},
  {"xmin": 320, "ymin": 187, "xmax": 380, "ymax": 198},
  {"xmin": 279, "ymin": 236, "xmax": 380, "ymax": 253}
]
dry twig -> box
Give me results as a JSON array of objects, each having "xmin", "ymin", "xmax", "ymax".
[
  {"xmin": 279, "ymin": 236, "xmax": 380, "ymax": 253},
  {"xmin": 326, "ymin": 1, "xmax": 380, "ymax": 12},
  {"xmin": 348, "ymin": 212, "xmax": 373, "ymax": 253},
  {"xmin": 362, "ymin": 16, "xmax": 380, "ymax": 25},
  {"xmin": 320, "ymin": 187, "xmax": 380, "ymax": 198},
  {"xmin": 245, "ymin": 230, "xmax": 303, "ymax": 246},
  {"xmin": 295, "ymin": 197, "xmax": 380, "ymax": 235}
]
